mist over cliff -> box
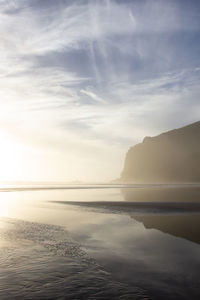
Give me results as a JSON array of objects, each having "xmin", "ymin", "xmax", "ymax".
[{"xmin": 121, "ymin": 121, "xmax": 200, "ymax": 183}]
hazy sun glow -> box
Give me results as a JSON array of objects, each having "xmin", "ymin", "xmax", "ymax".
[
  {"xmin": 0, "ymin": 198, "xmax": 11, "ymax": 217},
  {"xmin": 0, "ymin": 0, "xmax": 199, "ymax": 182},
  {"xmin": 0, "ymin": 131, "xmax": 24, "ymax": 181}
]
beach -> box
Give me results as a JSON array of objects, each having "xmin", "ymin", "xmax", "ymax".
[{"xmin": 0, "ymin": 185, "xmax": 200, "ymax": 299}]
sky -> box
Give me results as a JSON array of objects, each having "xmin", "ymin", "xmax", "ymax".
[{"xmin": 0, "ymin": 0, "xmax": 200, "ymax": 182}]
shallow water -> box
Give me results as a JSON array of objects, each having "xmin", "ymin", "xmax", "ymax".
[{"xmin": 0, "ymin": 185, "xmax": 200, "ymax": 299}]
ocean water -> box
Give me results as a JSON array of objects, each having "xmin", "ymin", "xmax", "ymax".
[{"xmin": 0, "ymin": 184, "xmax": 200, "ymax": 299}]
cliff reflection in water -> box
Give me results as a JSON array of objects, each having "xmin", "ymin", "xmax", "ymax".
[
  {"xmin": 122, "ymin": 185, "xmax": 200, "ymax": 245},
  {"xmin": 132, "ymin": 214, "xmax": 200, "ymax": 245},
  {"xmin": 121, "ymin": 185, "xmax": 200, "ymax": 203}
]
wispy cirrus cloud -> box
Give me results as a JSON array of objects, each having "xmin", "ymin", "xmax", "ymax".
[
  {"xmin": 0, "ymin": 0, "xmax": 200, "ymax": 181},
  {"xmin": 80, "ymin": 89, "xmax": 107, "ymax": 104}
]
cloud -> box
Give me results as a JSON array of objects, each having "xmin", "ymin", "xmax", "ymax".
[
  {"xmin": 0, "ymin": 0, "xmax": 200, "ymax": 181},
  {"xmin": 80, "ymin": 89, "xmax": 107, "ymax": 104}
]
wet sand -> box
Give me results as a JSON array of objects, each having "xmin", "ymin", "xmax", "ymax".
[{"xmin": 0, "ymin": 185, "xmax": 200, "ymax": 299}]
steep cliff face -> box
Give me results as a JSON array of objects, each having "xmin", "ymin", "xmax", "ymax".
[{"xmin": 121, "ymin": 121, "xmax": 200, "ymax": 183}]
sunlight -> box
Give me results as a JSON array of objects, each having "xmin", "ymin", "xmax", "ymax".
[
  {"xmin": 0, "ymin": 196, "xmax": 12, "ymax": 217},
  {"xmin": 0, "ymin": 131, "xmax": 23, "ymax": 181},
  {"xmin": 0, "ymin": 191, "xmax": 21, "ymax": 218}
]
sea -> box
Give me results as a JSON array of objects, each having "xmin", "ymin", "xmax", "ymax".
[{"xmin": 0, "ymin": 183, "xmax": 200, "ymax": 299}]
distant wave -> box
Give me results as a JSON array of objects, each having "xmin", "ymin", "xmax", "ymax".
[{"xmin": 0, "ymin": 183, "xmax": 199, "ymax": 192}]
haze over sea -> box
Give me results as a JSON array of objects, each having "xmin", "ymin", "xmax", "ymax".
[
  {"xmin": 0, "ymin": 183, "xmax": 200, "ymax": 299},
  {"xmin": 0, "ymin": 0, "xmax": 200, "ymax": 298}
]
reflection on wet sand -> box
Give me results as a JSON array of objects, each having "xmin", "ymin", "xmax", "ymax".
[
  {"xmin": 52, "ymin": 185, "xmax": 200, "ymax": 214},
  {"xmin": 121, "ymin": 185, "xmax": 200, "ymax": 202},
  {"xmin": 132, "ymin": 214, "xmax": 200, "ymax": 244},
  {"xmin": 51, "ymin": 186, "xmax": 200, "ymax": 245},
  {"xmin": 1, "ymin": 186, "xmax": 199, "ymax": 300},
  {"xmin": 124, "ymin": 186, "xmax": 200, "ymax": 244}
]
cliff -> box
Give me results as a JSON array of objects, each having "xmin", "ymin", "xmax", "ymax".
[{"xmin": 121, "ymin": 121, "xmax": 200, "ymax": 183}]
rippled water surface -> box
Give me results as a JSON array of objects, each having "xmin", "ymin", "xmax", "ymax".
[{"xmin": 0, "ymin": 185, "xmax": 200, "ymax": 299}]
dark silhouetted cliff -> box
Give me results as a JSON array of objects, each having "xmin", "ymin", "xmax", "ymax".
[{"xmin": 121, "ymin": 121, "xmax": 200, "ymax": 183}]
